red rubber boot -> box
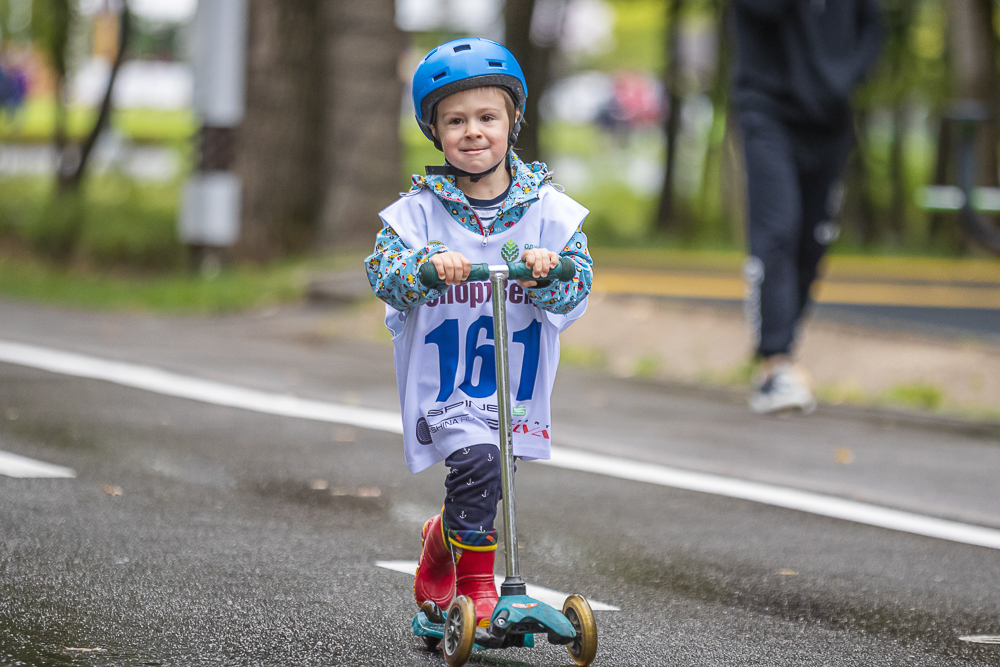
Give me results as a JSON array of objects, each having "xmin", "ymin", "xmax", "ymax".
[
  {"xmin": 455, "ymin": 548, "xmax": 499, "ymax": 628},
  {"xmin": 413, "ymin": 514, "xmax": 455, "ymax": 610}
]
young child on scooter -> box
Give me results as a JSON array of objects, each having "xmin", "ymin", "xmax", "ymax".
[{"xmin": 364, "ymin": 38, "xmax": 593, "ymax": 628}]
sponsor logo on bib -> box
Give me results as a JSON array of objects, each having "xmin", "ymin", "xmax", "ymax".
[
  {"xmin": 415, "ymin": 417, "xmax": 432, "ymax": 445},
  {"xmin": 501, "ymin": 239, "xmax": 519, "ymax": 262}
]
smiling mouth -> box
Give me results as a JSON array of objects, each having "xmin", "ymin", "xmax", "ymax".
[{"xmin": 462, "ymin": 148, "xmax": 488, "ymax": 155}]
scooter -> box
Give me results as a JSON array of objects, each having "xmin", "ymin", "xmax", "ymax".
[{"xmin": 412, "ymin": 259, "xmax": 598, "ymax": 667}]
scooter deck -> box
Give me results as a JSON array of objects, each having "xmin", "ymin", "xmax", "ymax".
[{"xmin": 412, "ymin": 595, "xmax": 578, "ymax": 650}]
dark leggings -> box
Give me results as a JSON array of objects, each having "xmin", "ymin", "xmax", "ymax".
[
  {"xmin": 443, "ymin": 444, "xmax": 510, "ymax": 533},
  {"xmin": 739, "ymin": 110, "xmax": 854, "ymax": 358}
]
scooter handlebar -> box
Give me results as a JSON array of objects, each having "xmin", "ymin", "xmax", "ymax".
[{"xmin": 418, "ymin": 257, "xmax": 576, "ymax": 290}]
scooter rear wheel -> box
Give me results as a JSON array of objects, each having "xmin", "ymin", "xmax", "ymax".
[
  {"xmin": 562, "ymin": 594, "xmax": 598, "ymax": 666},
  {"xmin": 443, "ymin": 596, "xmax": 476, "ymax": 666}
]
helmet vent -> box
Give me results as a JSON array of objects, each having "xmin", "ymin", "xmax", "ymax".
[
  {"xmin": 432, "ymin": 70, "xmax": 448, "ymax": 81},
  {"xmin": 488, "ymin": 61, "xmax": 503, "ymax": 67},
  {"xmin": 453, "ymin": 44, "xmax": 472, "ymax": 52}
]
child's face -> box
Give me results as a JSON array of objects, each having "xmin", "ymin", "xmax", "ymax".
[{"xmin": 433, "ymin": 87, "xmax": 513, "ymax": 175}]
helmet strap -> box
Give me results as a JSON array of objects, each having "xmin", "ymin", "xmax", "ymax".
[{"xmin": 425, "ymin": 148, "xmax": 510, "ymax": 183}]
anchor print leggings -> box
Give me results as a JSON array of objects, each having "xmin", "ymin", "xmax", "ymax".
[{"xmin": 443, "ymin": 443, "xmax": 513, "ymax": 533}]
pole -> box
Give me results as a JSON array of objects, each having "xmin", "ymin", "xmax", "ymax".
[
  {"xmin": 179, "ymin": 0, "xmax": 248, "ymax": 271},
  {"xmin": 490, "ymin": 266, "xmax": 527, "ymax": 597}
]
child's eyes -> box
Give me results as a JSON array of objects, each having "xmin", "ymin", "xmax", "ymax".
[{"xmin": 481, "ymin": 115, "xmax": 495, "ymax": 122}]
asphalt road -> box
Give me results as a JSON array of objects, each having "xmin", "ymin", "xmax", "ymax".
[{"xmin": 1, "ymin": 300, "xmax": 999, "ymax": 666}]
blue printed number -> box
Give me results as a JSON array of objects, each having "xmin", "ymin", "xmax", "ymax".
[
  {"xmin": 459, "ymin": 316, "xmax": 496, "ymax": 398},
  {"xmin": 425, "ymin": 318, "xmax": 540, "ymax": 402},
  {"xmin": 512, "ymin": 319, "xmax": 540, "ymax": 401},
  {"xmin": 424, "ymin": 319, "xmax": 459, "ymax": 402}
]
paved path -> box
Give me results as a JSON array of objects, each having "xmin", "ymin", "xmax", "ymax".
[{"xmin": 1, "ymin": 300, "xmax": 999, "ymax": 665}]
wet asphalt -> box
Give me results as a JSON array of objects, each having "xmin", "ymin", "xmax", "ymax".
[{"xmin": 1, "ymin": 300, "xmax": 999, "ymax": 666}]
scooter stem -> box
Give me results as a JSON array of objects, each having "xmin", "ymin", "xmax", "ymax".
[{"xmin": 489, "ymin": 267, "xmax": 527, "ymax": 597}]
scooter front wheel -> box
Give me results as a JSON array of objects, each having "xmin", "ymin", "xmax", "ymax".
[
  {"xmin": 443, "ymin": 596, "xmax": 476, "ymax": 666},
  {"xmin": 563, "ymin": 594, "xmax": 598, "ymax": 666}
]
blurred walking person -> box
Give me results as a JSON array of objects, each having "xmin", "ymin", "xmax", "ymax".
[{"xmin": 732, "ymin": 0, "xmax": 883, "ymax": 413}]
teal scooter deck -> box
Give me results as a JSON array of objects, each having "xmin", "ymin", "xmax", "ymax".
[{"xmin": 412, "ymin": 594, "xmax": 580, "ymax": 650}]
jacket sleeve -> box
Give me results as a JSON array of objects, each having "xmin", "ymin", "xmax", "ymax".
[
  {"xmin": 364, "ymin": 225, "xmax": 448, "ymax": 312},
  {"xmin": 523, "ymin": 227, "xmax": 593, "ymax": 315}
]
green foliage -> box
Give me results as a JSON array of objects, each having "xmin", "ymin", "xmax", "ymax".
[
  {"xmin": 560, "ymin": 345, "xmax": 608, "ymax": 369},
  {"xmin": 402, "ymin": 122, "xmax": 440, "ymax": 186},
  {"xmin": 0, "ymin": 101, "xmax": 196, "ymax": 143},
  {"xmin": 632, "ymin": 354, "xmax": 661, "ymax": 378},
  {"xmin": 882, "ymin": 382, "xmax": 944, "ymax": 410},
  {"xmin": 574, "ymin": 182, "xmax": 656, "ymax": 245},
  {"xmin": 28, "ymin": 0, "xmax": 74, "ymax": 77},
  {"xmin": 590, "ymin": 0, "xmax": 665, "ymax": 73},
  {"xmin": 0, "ymin": 175, "xmax": 184, "ymax": 268},
  {"xmin": 32, "ymin": 189, "xmax": 85, "ymax": 260},
  {"xmin": 0, "ymin": 253, "xmax": 308, "ymax": 313},
  {"xmin": 78, "ymin": 176, "xmax": 182, "ymax": 268}
]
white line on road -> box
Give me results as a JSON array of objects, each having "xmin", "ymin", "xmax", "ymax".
[
  {"xmin": 0, "ymin": 449, "xmax": 75, "ymax": 478},
  {"xmin": 3, "ymin": 339, "xmax": 1000, "ymax": 551},
  {"xmin": 539, "ymin": 448, "xmax": 1000, "ymax": 551},
  {"xmin": 0, "ymin": 339, "xmax": 403, "ymax": 434},
  {"xmin": 375, "ymin": 560, "xmax": 619, "ymax": 611}
]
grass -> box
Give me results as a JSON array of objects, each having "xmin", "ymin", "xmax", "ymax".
[
  {"xmin": 0, "ymin": 99, "xmax": 196, "ymax": 143},
  {"xmin": 560, "ymin": 345, "xmax": 608, "ymax": 369},
  {"xmin": 881, "ymin": 382, "xmax": 945, "ymax": 411},
  {"xmin": 0, "ymin": 252, "xmax": 316, "ymax": 314},
  {"xmin": 631, "ymin": 354, "xmax": 661, "ymax": 378}
]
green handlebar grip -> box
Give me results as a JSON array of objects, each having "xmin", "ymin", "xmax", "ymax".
[
  {"xmin": 418, "ymin": 257, "xmax": 576, "ymax": 289},
  {"xmin": 507, "ymin": 256, "xmax": 576, "ymax": 282}
]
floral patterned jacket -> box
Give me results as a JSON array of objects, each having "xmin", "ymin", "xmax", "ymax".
[{"xmin": 364, "ymin": 151, "xmax": 593, "ymax": 314}]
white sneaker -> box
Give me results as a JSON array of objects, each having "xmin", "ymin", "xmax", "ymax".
[{"xmin": 749, "ymin": 364, "xmax": 817, "ymax": 414}]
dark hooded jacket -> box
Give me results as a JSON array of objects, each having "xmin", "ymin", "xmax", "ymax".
[{"xmin": 732, "ymin": 0, "xmax": 884, "ymax": 127}]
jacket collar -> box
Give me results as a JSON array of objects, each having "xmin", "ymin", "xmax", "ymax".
[{"xmin": 409, "ymin": 151, "xmax": 552, "ymax": 221}]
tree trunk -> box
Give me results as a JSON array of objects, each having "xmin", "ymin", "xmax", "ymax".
[
  {"xmin": 504, "ymin": 0, "xmax": 562, "ymax": 163},
  {"xmin": 947, "ymin": 0, "xmax": 1000, "ymax": 251},
  {"xmin": 655, "ymin": 0, "xmax": 683, "ymax": 234},
  {"xmin": 844, "ymin": 111, "xmax": 876, "ymax": 246},
  {"xmin": 928, "ymin": 118, "xmax": 957, "ymax": 246},
  {"xmin": 59, "ymin": 2, "xmax": 131, "ymax": 192},
  {"xmin": 233, "ymin": 0, "xmax": 323, "ymax": 261},
  {"xmin": 887, "ymin": 103, "xmax": 906, "ymax": 242},
  {"xmin": 318, "ymin": 0, "xmax": 404, "ymax": 249},
  {"xmin": 883, "ymin": 0, "xmax": 914, "ymax": 244}
]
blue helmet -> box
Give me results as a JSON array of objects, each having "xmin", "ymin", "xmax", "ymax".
[{"xmin": 412, "ymin": 38, "xmax": 528, "ymax": 151}]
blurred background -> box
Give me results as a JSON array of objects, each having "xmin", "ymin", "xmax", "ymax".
[
  {"xmin": 2, "ymin": 0, "xmax": 1000, "ymax": 270},
  {"xmin": 0, "ymin": 0, "xmax": 997, "ymax": 391}
]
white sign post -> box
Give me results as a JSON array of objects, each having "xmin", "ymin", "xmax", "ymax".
[{"xmin": 178, "ymin": 0, "xmax": 248, "ymax": 265}]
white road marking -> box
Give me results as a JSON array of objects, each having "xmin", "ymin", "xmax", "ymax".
[
  {"xmin": 3, "ymin": 339, "xmax": 1000, "ymax": 551},
  {"xmin": 0, "ymin": 340, "xmax": 402, "ymax": 434},
  {"xmin": 539, "ymin": 448, "xmax": 1000, "ymax": 551},
  {"xmin": 0, "ymin": 450, "xmax": 75, "ymax": 478},
  {"xmin": 374, "ymin": 560, "xmax": 619, "ymax": 611},
  {"xmin": 959, "ymin": 635, "xmax": 1000, "ymax": 644}
]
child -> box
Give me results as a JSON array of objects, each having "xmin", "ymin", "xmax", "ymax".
[{"xmin": 364, "ymin": 38, "xmax": 593, "ymax": 627}]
